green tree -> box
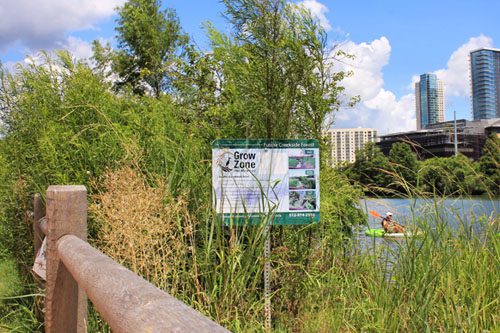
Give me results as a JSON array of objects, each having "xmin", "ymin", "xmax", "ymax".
[
  {"xmin": 347, "ymin": 142, "xmax": 392, "ymax": 192},
  {"xmin": 94, "ymin": 0, "xmax": 188, "ymax": 98},
  {"xmin": 419, "ymin": 155, "xmax": 485, "ymax": 196},
  {"xmin": 478, "ymin": 134, "xmax": 500, "ymax": 194},
  {"xmin": 418, "ymin": 158, "xmax": 446, "ymax": 195},
  {"xmin": 196, "ymin": 0, "xmax": 355, "ymax": 140},
  {"xmin": 388, "ymin": 142, "xmax": 419, "ymax": 192}
]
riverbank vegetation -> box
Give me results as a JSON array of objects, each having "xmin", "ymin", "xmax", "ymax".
[
  {"xmin": 344, "ymin": 139, "xmax": 500, "ymax": 197},
  {"xmin": 0, "ymin": 0, "xmax": 498, "ymax": 331}
]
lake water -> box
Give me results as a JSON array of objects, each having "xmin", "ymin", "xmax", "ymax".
[{"xmin": 357, "ymin": 197, "xmax": 499, "ymax": 250}]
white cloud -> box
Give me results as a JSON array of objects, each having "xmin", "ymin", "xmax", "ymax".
[
  {"xmin": 434, "ymin": 35, "xmax": 493, "ymax": 97},
  {"xmin": 0, "ymin": 0, "xmax": 124, "ymax": 51},
  {"xmin": 365, "ymin": 91, "xmax": 415, "ymax": 132},
  {"xmin": 333, "ymin": 36, "xmax": 416, "ymax": 134},
  {"xmin": 58, "ymin": 36, "xmax": 94, "ymax": 60},
  {"xmin": 2, "ymin": 35, "xmax": 104, "ymax": 77},
  {"xmin": 408, "ymin": 75, "xmax": 420, "ymax": 91},
  {"xmin": 337, "ymin": 36, "xmax": 391, "ymax": 101},
  {"xmin": 3, "ymin": 35, "xmax": 97, "ymax": 75},
  {"xmin": 3, "ymin": 60, "xmax": 19, "ymax": 73},
  {"xmin": 332, "ymin": 35, "xmax": 495, "ymax": 134},
  {"xmin": 297, "ymin": 0, "xmax": 331, "ymax": 31}
]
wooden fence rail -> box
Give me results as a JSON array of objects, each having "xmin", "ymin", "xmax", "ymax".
[{"xmin": 34, "ymin": 185, "xmax": 229, "ymax": 333}]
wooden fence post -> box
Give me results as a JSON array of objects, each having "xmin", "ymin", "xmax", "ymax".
[
  {"xmin": 33, "ymin": 193, "xmax": 44, "ymax": 258},
  {"xmin": 45, "ymin": 186, "xmax": 88, "ymax": 333}
]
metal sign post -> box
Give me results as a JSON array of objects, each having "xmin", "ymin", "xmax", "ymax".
[{"xmin": 264, "ymin": 225, "xmax": 271, "ymax": 330}]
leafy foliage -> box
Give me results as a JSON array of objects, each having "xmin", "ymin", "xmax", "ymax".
[
  {"xmin": 346, "ymin": 142, "xmax": 392, "ymax": 193},
  {"xmin": 478, "ymin": 134, "xmax": 500, "ymax": 194},
  {"xmin": 94, "ymin": 0, "xmax": 188, "ymax": 97},
  {"xmin": 2, "ymin": 0, "xmax": 496, "ymax": 331},
  {"xmin": 388, "ymin": 142, "xmax": 418, "ymax": 189},
  {"xmin": 0, "ymin": 1, "xmax": 364, "ymax": 331},
  {"xmin": 193, "ymin": 0, "xmax": 355, "ymax": 140},
  {"xmin": 346, "ymin": 141, "xmax": 490, "ymax": 196},
  {"xmin": 419, "ymin": 155, "xmax": 485, "ymax": 195}
]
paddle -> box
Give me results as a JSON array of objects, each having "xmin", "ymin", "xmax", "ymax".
[{"xmin": 366, "ymin": 210, "xmax": 382, "ymax": 231}]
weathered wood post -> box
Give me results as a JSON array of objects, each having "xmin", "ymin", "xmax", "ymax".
[
  {"xmin": 45, "ymin": 186, "xmax": 88, "ymax": 333},
  {"xmin": 33, "ymin": 193, "xmax": 45, "ymax": 257}
]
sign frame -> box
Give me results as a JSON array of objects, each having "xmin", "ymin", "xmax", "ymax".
[{"xmin": 212, "ymin": 139, "xmax": 320, "ymax": 225}]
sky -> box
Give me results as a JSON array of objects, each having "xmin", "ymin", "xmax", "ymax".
[{"xmin": 1, "ymin": 0, "xmax": 499, "ymax": 135}]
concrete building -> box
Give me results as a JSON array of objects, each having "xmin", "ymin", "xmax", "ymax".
[
  {"xmin": 470, "ymin": 48, "xmax": 500, "ymax": 120},
  {"xmin": 415, "ymin": 73, "xmax": 445, "ymax": 130},
  {"xmin": 377, "ymin": 118, "xmax": 500, "ymax": 160},
  {"xmin": 325, "ymin": 128, "xmax": 377, "ymax": 165}
]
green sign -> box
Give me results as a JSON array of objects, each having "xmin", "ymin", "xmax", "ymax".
[{"xmin": 212, "ymin": 139, "xmax": 320, "ymax": 225}]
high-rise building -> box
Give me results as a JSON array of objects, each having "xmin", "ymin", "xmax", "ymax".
[
  {"xmin": 415, "ymin": 73, "xmax": 445, "ymax": 130},
  {"xmin": 470, "ymin": 48, "xmax": 500, "ymax": 120},
  {"xmin": 325, "ymin": 128, "xmax": 377, "ymax": 166}
]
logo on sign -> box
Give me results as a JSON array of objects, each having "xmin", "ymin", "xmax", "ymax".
[{"xmin": 217, "ymin": 151, "xmax": 233, "ymax": 173}]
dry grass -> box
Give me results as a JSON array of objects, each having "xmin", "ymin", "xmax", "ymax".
[
  {"xmin": 88, "ymin": 166, "xmax": 274, "ymax": 331},
  {"xmin": 89, "ymin": 167, "xmax": 197, "ymax": 294}
]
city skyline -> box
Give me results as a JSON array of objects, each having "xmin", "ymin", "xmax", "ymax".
[{"xmin": 1, "ymin": 0, "xmax": 499, "ymax": 134}]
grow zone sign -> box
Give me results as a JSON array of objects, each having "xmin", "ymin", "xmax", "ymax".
[{"xmin": 212, "ymin": 139, "xmax": 320, "ymax": 225}]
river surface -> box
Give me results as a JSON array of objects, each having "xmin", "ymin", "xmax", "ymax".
[{"xmin": 357, "ymin": 197, "xmax": 499, "ymax": 250}]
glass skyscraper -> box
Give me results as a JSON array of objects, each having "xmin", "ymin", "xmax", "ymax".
[
  {"xmin": 470, "ymin": 48, "xmax": 500, "ymax": 120},
  {"xmin": 415, "ymin": 73, "xmax": 444, "ymax": 130}
]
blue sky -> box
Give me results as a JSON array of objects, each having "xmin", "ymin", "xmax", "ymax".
[{"xmin": 1, "ymin": 0, "xmax": 498, "ymax": 134}]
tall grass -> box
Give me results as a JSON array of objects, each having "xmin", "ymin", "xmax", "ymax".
[
  {"xmin": 0, "ymin": 259, "xmax": 42, "ymax": 332},
  {"xmin": 89, "ymin": 166, "xmax": 271, "ymax": 331},
  {"xmin": 302, "ymin": 161, "xmax": 500, "ymax": 332},
  {"xmin": 298, "ymin": 214, "xmax": 499, "ymax": 332},
  {"xmin": 0, "ymin": 53, "xmax": 498, "ymax": 332},
  {"xmin": 88, "ymin": 166, "xmax": 499, "ymax": 332}
]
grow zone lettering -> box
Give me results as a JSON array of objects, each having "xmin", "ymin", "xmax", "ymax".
[{"xmin": 233, "ymin": 151, "xmax": 256, "ymax": 169}]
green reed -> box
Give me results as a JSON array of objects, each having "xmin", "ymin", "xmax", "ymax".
[{"xmin": 0, "ymin": 53, "xmax": 498, "ymax": 332}]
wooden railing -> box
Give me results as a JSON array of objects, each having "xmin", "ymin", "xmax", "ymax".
[{"xmin": 33, "ymin": 185, "xmax": 229, "ymax": 333}]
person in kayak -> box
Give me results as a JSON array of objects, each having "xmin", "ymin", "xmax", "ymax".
[{"xmin": 381, "ymin": 212, "xmax": 405, "ymax": 233}]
